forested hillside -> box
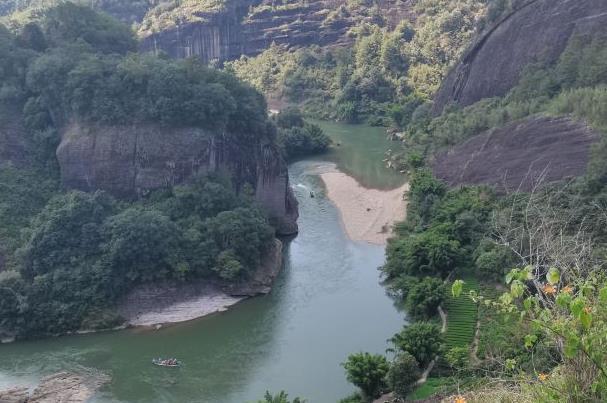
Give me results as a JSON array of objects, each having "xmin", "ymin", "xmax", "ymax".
[
  {"xmin": 335, "ymin": 1, "xmax": 607, "ymax": 402},
  {"xmin": 228, "ymin": 0, "xmax": 488, "ymax": 124},
  {"xmin": 3, "ymin": 0, "xmax": 607, "ymax": 401},
  {"xmin": 0, "ymin": 2, "xmax": 292, "ymax": 340}
]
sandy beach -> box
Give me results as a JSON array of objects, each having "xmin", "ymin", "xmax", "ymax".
[{"xmin": 319, "ymin": 167, "xmax": 408, "ymax": 244}]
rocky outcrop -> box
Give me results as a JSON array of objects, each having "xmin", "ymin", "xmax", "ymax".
[
  {"xmin": 139, "ymin": 0, "xmax": 414, "ymax": 63},
  {"xmin": 433, "ymin": 0, "xmax": 607, "ymax": 114},
  {"xmin": 0, "ymin": 372, "xmax": 109, "ymax": 403},
  {"xmin": 56, "ymin": 122, "xmax": 298, "ymax": 235},
  {"xmin": 432, "ymin": 116, "xmax": 599, "ymax": 192},
  {"xmin": 139, "ymin": 1, "xmax": 254, "ymax": 63}
]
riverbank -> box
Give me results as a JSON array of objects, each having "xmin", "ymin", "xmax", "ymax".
[
  {"xmin": 318, "ymin": 167, "xmax": 408, "ymax": 244},
  {"xmin": 0, "ymin": 372, "xmax": 109, "ymax": 403},
  {"xmin": 117, "ymin": 239, "xmax": 283, "ymax": 328}
]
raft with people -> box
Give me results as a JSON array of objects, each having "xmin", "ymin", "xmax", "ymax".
[{"xmin": 152, "ymin": 358, "xmax": 181, "ymax": 367}]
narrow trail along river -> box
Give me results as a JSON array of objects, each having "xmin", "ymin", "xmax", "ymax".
[{"xmin": 0, "ymin": 123, "xmax": 407, "ymax": 403}]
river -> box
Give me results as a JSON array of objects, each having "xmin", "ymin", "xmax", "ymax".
[{"xmin": 0, "ymin": 123, "xmax": 407, "ymax": 403}]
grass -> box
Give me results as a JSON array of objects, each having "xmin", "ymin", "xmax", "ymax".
[
  {"xmin": 444, "ymin": 276, "xmax": 479, "ymax": 349},
  {"xmin": 408, "ymin": 377, "xmax": 453, "ymax": 400}
]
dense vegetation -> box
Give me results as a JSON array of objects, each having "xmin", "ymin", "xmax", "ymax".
[
  {"xmin": 228, "ymin": 0, "xmax": 488, "ymax": 124},
  {"xmin": 273, "ymin": 107, "xmax": 331, "ymax": 159},
  {"xmin": 337, "ymin": 8, "xmax": 607, "ymax": 402},
  {"xmin": 0, "ymin": 2, "xmax": 280, "ymax": 339}
]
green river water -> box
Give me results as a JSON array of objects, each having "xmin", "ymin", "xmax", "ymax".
[{"xmin": 0, "ymin": 123, "xmax": 407, "ymax": 403}]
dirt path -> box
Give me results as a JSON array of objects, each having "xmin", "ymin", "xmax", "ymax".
[{"xmin": 469, "ymin": 319, "xmax": 482, "ymax": 365}]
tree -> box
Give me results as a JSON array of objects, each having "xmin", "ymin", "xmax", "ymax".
[
  {"xmin": 342, "ymin": 352, "xmax": 389, "ymax": 399},
  {"xmin": 205, "ymin": 207, "xmax": 275, "ymax": 275},
  {"xmin": 43, "ymin": 2, "xmax": 136, "ymax": 54},
  {"xmin": 390, "ymin": 322, "xmax": 443, "ymax": 366},
  {"xmin": 404, "ymin": 277, "xmax": 447, "ymax": 319},
  {"xmin": 21, "ymin": 191, "xmax": 115, "ymax": 279},
  {"xmin": 384, "ymin": 226, "xmax": 461, "ymax": 278},
  {"xmin": 257, "ymin": 391, "xmax": 304, "ymax": 403},
  {"xmin": 386, "ymin": 352, "xmax": 420, "ymax": 398},
  {"xmin": 102, "ymin": 207, "xmax": 182, "ymax": 283},
  {"xmin": 274, "ymin": 107, "xmax": 305, "ymax": 129}
]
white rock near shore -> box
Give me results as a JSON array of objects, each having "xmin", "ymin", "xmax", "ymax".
[{"xmin": 0, "ymin": 371, "xmax": 109, "ymax": 403}]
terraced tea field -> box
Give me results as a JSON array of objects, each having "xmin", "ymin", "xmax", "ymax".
[{"xmin": 444, "ymin": 277, "xmax": 479, "ymax": 348}]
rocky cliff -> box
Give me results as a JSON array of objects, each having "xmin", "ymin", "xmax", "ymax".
[
  {"xmin": 433, "ymin": 0, "xmax": 607, "ymax": 114},
  {"xmin": 432, "ymin": 116, "xmax": 599, "ymax": 192},
  {"xmin": 56, "ymin": 122, "xmax": 298, "ymax": 235},
  {"xmin": 139, "ymin": 0, "xmax": 413, "ymax": 63}
]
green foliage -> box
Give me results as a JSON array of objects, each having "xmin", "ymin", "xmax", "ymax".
[
  {"xmin": 342, "ymin": 352, "xmax": 390, "ymax": 399},
  {"xmin": 445, "ymin": 346, "xmax": 469, "ymax": 371},
  {"xmin": 390, "ymin": 322, "xmax": 443, "ymax": 366},
  {"xmin": 273, "ymin": 108, "xmax": 331, "ymax": 159},
  {"xmin": 473, "ymin": 239, "xmax": 517, "ymax": 280},
  {"xmin": 1, "ymin": 174, "xmax": 274, "ymax": 338},
  {"xmin": 386, "ymin": 352, "xmax": 420, "ymax": 398},
  {"xmin": 398, "ymin": 32, "xmax": 607, "ymax": 172},
  {"xmin": 0, "ymin": 3, "xmax": 280, "ymax": 341},
  {"xmin": 385, "ymin": 170, "xmax": 494, "ymax": 284},
  {"xmin": 337, "ymin": 393, "xmax": 364, "ymax": 403},
  {"xmin": 403, "ymin": 277, "xmax": 447, "ymax": 319},
  {"xmin": 257, "ymin": 390, "xmax": 304, "ymax": 403},
  {"xmin": 102, "ymin": 207, "xmax": 182, "ymax": 283},
  {"xmin": 274, "ymin": 107, "xmax": 305, "ymax": 129},
  {"xmin": 444, "ymin": 277, "xmax": 478, "ymax": 349},
  {"xmin": 138, "ymin": 0, "xmax": 229, "ymax": 37},
  {"xmin": 0, "ymin": 165, "xmax": 58, "ymax": 266},
  {"xmin": 459, "ymin": 267, "xmax": 607, "ymax": 401},
  {"xmin": 229, "ymin": 1, "xmax": 486, "ymax": 124},
  {"xmin": 2, "ymin": 5, "xmax": 270, "ymax": 142},
  {"xmin": 385, "ymin": 225, "xmax": 461, "ymax": 278},
  {"xmin": 42, "ymin": 2, "xmax": 136, "ymax": 53},
  {"xmin": 21, "ymin": 191, "xmax": 115, "ymax": 278}
]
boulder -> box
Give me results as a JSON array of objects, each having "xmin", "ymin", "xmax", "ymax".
[
  {"xmin": 433, "ymin": 0, "xmax": 607, "ymax": 114},
  {"xmin": 432, "ymin": 116, "xmax": 599, "ymax": 192}
]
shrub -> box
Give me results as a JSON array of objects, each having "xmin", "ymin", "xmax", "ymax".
[
  {"xmin": 404, "ymin": 277, "xmax": 447, "ymax": 319},
  {"xmin": 386, "ymin": 352, "xmax": 420, "ymax": 398},
  {"xmin": 390, "ymin": 322, "xmax": 443, "ymax": 366},
  {"xmin": 445, "ymin": 346, "xmax": 470, "ymax": 371},
  {"xmin": 257, "ymin": 391, "xmax": 304, "ymax": 403},
  {"xmin": 342, "ymin": 352, "xmax": 390, "ymax": 399}
]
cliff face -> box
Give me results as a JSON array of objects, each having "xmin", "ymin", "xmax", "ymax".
[
  {"xmin": 432, "ymin": 117, "xmax": 599, "ymax": 192},
  {"xmin": 56, "ymin": 122, "xmax": 298, "ymax": 235},
  {"xmin": 139, "ymin": 0, "xmax": 413, "ymax": 63},
  {"xmin": 433, "ymin": 0, "xmax": 607, "ymax": 114},
  {"xmin": 140, "ymin": 3, "xmax": 253, "ymax": 63}
]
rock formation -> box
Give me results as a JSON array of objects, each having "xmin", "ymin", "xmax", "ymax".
[
  {"xmin": 139, "ymin": 0, "xmax": 414, "ymax": 63},
  {"xmin": 56, "ymin": 122, "xmax": 298, "ymax": 235},
  {"xmin": 0, "ymin": 371, "xmax": 109, "ymax": 403},
  {"xmin": 432, "ymin": 116, "xmax": 599, "ymax": 192},
  {"xmin": 433, "ymin": 0, "xmax": 607, "ymax": 114}
]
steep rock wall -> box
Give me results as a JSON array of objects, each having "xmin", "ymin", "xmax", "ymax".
[
  {"xmin": 433, "ymin": 0, "xmax": 607, "ymax": 114},
  {"xmin": 139, "ymin": 0, "xmax": 414, "ymax": 63},
  {"xmin": 432, "ymin": 116, "xmax": 599, "ymax": 192},
  {"xmin": 56, "ymin": 122, "xmax": 298, "ymax": 235}
]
